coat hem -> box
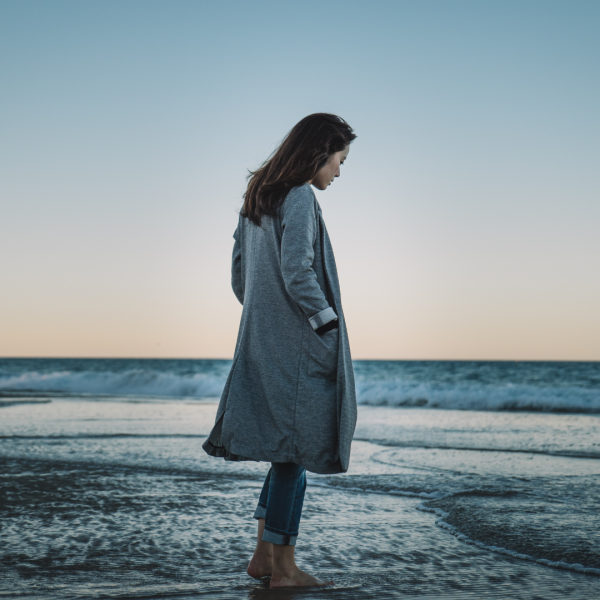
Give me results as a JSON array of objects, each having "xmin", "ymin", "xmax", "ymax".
[
  {"xmin": 202, "ymin": 437, "xmax": 346, "ymax": 474},
  {"xmin": 202, "ymin": 437, "xmax": 256, "ymax": 463}
]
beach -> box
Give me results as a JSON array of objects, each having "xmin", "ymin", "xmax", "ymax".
[
  {"xmin": 1, "ymin": 359, "xmax": 599, "ymax": 599},
  {"xmin": 3, "ymin": 0, "xmax": 599, "ymax": 596}
]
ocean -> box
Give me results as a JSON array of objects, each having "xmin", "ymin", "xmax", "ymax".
[{"xmin": 1, "ymin": 358, "xmax": 599, "ymax": 599}]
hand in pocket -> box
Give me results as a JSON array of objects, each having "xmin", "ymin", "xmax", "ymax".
[{"xmin": 307, "ymin": 327, "xmax": 339, "ymax": 380}]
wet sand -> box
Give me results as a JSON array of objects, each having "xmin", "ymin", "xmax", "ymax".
[{"xmin": 1, "ymin": 399, "xmax": 599, "ymax": 599}]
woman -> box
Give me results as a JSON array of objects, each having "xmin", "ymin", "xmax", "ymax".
[{"xmin": 203, "ymin": 113, "xmax": 357, "ymax": 588}]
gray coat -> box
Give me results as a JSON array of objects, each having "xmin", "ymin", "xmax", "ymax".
[{"xmin": 202, "ymin": 183, "xmax": 357, "ymax": 474}]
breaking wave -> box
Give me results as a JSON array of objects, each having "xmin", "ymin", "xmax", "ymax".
[
  {"xmin": 0, "ymin": 369, "xmax": 226, "ymax": 399},
  {"xmin": 1, "ymin": 360, "xmax": 598, "ymax": 413}
]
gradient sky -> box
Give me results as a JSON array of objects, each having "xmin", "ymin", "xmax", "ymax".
[{"xmin": 1, "ymin": 0, "xmax": 599, "ymax": 360}]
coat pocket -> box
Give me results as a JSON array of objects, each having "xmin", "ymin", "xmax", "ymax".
[{"xmin": 307, "ymin": 327, "xmax": 339, "ymax": 381}]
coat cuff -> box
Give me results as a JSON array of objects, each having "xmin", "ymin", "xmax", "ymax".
[{"xmin": 309, "ymin": 307, "xmax": 338, "ymax": 331}]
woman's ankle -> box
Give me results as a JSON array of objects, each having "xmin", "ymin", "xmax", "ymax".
[
  {"xmin": 254, "ymin": 546, "xmax": 273, "ymax": 561},
  {"xmin": 272, "ymin": 545, "xmax": 297, "ymax": 575}
]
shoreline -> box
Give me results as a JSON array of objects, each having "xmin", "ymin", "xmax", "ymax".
[{"xmin": 0, "ymin": 398, "xmax": 599, "ymax": 598}]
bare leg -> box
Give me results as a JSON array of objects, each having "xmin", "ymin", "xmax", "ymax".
[
  {"xmin": 270, "ymin": 545, "xmax": 334, "ymax": 588},
  {"xmin": 247, "ymin": 519, "xmax": 273, "ymax": 579}
]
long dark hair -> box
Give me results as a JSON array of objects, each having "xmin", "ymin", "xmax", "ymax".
[{"xmin": 242, "ymin": 113, "xmax": 356, "ymax": 226}]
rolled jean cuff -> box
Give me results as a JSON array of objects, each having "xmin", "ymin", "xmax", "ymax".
[
  {"xmin": 262, "ymin": 527, "xmax": 298, "ymax": 546},
  {"xmin": 253, "ymin": 504, "xmax": 267, "ymax": 520},
  {"xmin": 309, "ymin": 306, "xmax": 337, "ymax": 331}
]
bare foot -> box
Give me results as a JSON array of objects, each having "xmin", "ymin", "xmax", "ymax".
[
  {"xmin": 248, "ymin": 518, "xmax": 273, "ymax": 579},
  {"xmin": 247, "ymin": 552, "xmax": 273, "ymax": 579},
  {"xmin": 270, "ymin": 565, "xmax": 334, "ymax": 588}
]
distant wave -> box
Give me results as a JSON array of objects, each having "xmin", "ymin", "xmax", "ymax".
[
  {"xmin": 356, "ymin": 380, "xmax": 600, "ymax": 413},
  {"xmin": 1, "ymin": 368, "xmax": 598, "ymax": 413},
  {"xmin": 0, "ymin": 369, "xmax": 226, "ymax": 399}
]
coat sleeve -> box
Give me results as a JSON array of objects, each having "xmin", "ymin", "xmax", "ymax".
[
  {"xmin": 231, "ymin": 222, "xmax": 244, "ymax": 305},
  {"xmin": 280, "ymin": 186, "xmax": 338, "ymax": 331}
]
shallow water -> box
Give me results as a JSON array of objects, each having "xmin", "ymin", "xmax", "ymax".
[{"xmin": 1, "ymin": 398, "xmax": 599, "ymax": 599}]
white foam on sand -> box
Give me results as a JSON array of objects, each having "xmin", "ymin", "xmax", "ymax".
[{"xmin": 417, "ymin": 502, "xmax": 600, "ymax": 577}]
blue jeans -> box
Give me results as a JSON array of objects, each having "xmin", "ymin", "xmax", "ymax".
[{"xmin": 253, "ymin": 462, "xmax": 306, "ymax": 546}]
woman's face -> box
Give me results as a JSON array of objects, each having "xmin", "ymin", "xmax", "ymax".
[{"xmin": 309, "ymin": 145, "xmax": 350, "ymax": 190}]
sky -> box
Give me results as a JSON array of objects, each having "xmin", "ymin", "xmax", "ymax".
[{"xmin": 1, "ymin": 0, "xmax": 599, "ymax": 361}]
